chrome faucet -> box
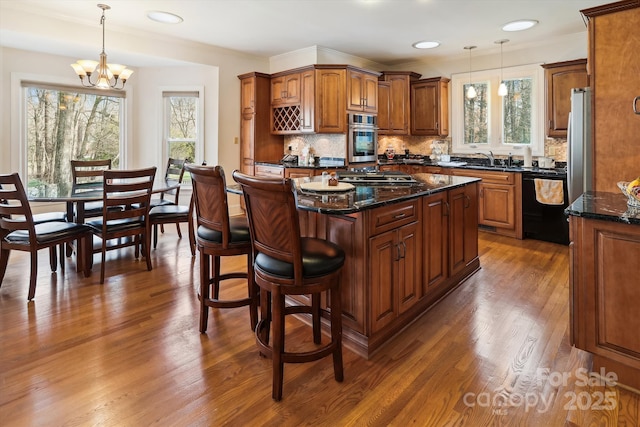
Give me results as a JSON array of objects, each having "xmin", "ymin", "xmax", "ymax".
[{"xmin": 475, "ymin": 151, "xmax": 495, "ymax": 166}]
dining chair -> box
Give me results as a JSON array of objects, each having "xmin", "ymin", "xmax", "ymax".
[
  {"xmin": 70, "ymin": 159, "xmax": 121, "ymax": 222},
  {"xmin": 232, "ymin": 171, "xmax": 345, "ymax": 401},
  {"xmin": 185, "ymin": 164, "xmax": 258, "ymax": 333},
  {"xmin": 86, "ymin": 167, "xmax": 156, "ymax": 284},
  {"xmin": 147, "ymin": 158, "xmax": 195, "ymax": 254},
  {"xmin": 0, "ymin": 173, "xmax": 92, "ymax": 300}
]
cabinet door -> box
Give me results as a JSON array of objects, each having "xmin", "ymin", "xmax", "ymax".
[
  {"xmin": 271, "ymin": 72, "xmax": 301, "ymax": 105},
  {"xmin": 449, "ymin": 184, "xmax": 478, "ymax": 277},
  {"xmin": 423, "ymin": 192, "xmax": 448, "ymax": 292},
  {"xmin": 411, "ymin": 81, "xmax": 438, "ymax": 135},
  {"xmin": 397, "ymin": 222, "xmax": 421, "ymax": 314},
  {"xmin": 362, "ymin": 73, "xmax": 378, "ymax": 113},
  {"xmin": 241, "ymin": 78, "xmax": 255, "ymax": 114},
  {"xmin": 388, "ymin": 75, "xmax": 410, "ymax": 134},
  {"xmin": 347, "ymin": 70, "xmax": 365, "ymax": 111},
  {"xmin": 369, "ymin": 231, "xmax": 397, "ymax": 333},
  {"xmin": 478, "ymin": 183, "xmax": 515, "ymax": 230},
  {"xmin": 300, "ymin": 69, "xmax": 315, "ymax": 133},
  {"xmin": 543, "ymin": 60, "xmax": 588, "ymax": 137},
  {"xmin": 316, "ymin": 69, "xmax": 346, "ymax": 133},
  {"xmin": 377, "ymin": 82, "xmax": 391, "ymax": 133}
]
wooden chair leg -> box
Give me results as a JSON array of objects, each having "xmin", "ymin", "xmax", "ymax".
[
  {"xmin": 213, "ymin": 256, "xmax": 221, "ymax": 300},
  {"xmin": 312, "ymin": 293, "xmax": 321, "ymax": 344},
  {"xmin": 188, "ymin": 219, "xmax": 196, "ymax": 257},
  {"xmin": 247, "ymin": 253, "xmax": 258, "ymax": 330},
  {"xmin": 49, "ymin": 246, "xmax": 57, "ymax": 272},
  {"xmin": 27, "ymin": 252, "xmax": 39, "ymax": 300},
  {"xmin": 199, "ymin": 252, "xmax": 210, "ymax": 333},
  {"xmin": 330, "ymin": 285, "xmax": 344, "ymax": 383},
  {"xmin": 99, "ymin": 240, "xmax": 107, "ymax": 285},
  {"xmin": 144, "ymin": 231, "xmax": 153, "ymax": 271},
  {"xmin": 153, "ymin": 224, "xmax": 159, "ymax": 249},
  {"xmin": 175, "ymin": 223, "xmax": 182, "ymax": 238},
  {"xmin": 272, "ymin": 288, "xmax": 285, "ymax": 401},
  {"xmin": 59, "ymin": 243, "xmax": 65, "ymax": 272},
  {"xmin": 0, "ymin": 248, "xmax": 11, "ymax": 287}
]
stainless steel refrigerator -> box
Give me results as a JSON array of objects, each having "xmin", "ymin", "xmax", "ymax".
[{"xmin": 567, "ymin": 87, "xmax": 592, "ymax": 204}]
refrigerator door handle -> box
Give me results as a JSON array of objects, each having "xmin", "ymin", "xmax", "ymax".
[{"xmin": 634, "ymin": 96, "xmax": 640, "ymax": 115}]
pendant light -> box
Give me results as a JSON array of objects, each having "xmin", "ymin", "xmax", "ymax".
[
  {"xmin": 70, "ymin": 4, "xmax": 133, "ymax": 90},
  {"xmin": 464, "ymin": 46, "xmax": 477, "ymax": 99},
  {"xmin": 495, "ymin": 39, "xmax": 509, "ymax": 97}
]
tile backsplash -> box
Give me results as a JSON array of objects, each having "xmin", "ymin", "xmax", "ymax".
[{"xmin": 285, "ymin": 134, "xmax": 568, "ymax": 162}]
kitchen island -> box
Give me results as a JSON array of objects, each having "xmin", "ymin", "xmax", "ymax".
[
  {"xmin": 566, "ymin": 192, "xmax": 640, "ymax": 391},
  {"xmin": 234, "ymin": 173, "xmax": 481, "ymax": 358}
]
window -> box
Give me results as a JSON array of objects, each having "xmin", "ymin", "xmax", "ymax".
[
  {"xmin": 452, "ymin": 64, "xmax": 544, "ymax": 156},
  {"xmin": 162, "ymin": 91, "xmax": 203, "ymax": 184},
  {"xmin": 22, "ymin": 82, "xmax": 125, "ymax": 197}
]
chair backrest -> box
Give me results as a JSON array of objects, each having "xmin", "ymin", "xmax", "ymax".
[
  {"xmin": 71, "ymin": 159, "xmax": 112, "ymax": 195},
  {"xmin": 161, "ymin": 158, "xmax": 186, "ymax": 203},
  {"xmin": 231, "ymin": 171, "xmax": 304, "ymax": 282},
  {"xmin": 101, "ymin": 167, "xmax": 157, "ymax": 226},
  {"xmin": 185, "ymin": 164, "xmax": 234, "ymax": 248},
  {"xmin": 0, "ymin": 173, "xmax": 36, "ymax": 242}
]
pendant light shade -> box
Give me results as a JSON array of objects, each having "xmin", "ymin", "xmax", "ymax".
[
  {"xmin": 495, "ymin": 39, "xmax": 509, "ymax": 97},
  {"xmin": 464, "ymin": 46, "xmax": 477, "ymax": 99}
]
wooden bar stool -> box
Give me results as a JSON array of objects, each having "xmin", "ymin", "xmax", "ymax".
[
  {"xmin": 232, "ymin": 171, "xmax": 345, "ymax": 401},
  {"xmin": 185, "ymin": 164, "xmax": 258, "ymax": 333}
]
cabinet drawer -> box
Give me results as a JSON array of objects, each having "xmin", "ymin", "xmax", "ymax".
[
  {"xmin": 368, "ymin": 200, "xmax": 419, "ymax": 236},
  {"xmin": 254, "ymin": 164, "xmax": 284, "ymax": 178},
  {"xmin": 450, "ymin": 168, "xmax": 514, "ymax": 184}
]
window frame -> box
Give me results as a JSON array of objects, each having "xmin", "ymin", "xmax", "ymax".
[
  {"xmin": 11, "ymin": 72, "xmax": 133, "ymax": 180},
  {"xmin": 451, "ymin": 63, "xmax": 545, "ymax": 157},
  {"xmin": 159, "ymin": 87, "xmax": 204, "ymax": 185}
]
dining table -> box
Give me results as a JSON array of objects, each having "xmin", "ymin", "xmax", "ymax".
[{"xmin": 29, "ymin": 181, "xmax": 180, "ymax": 224}]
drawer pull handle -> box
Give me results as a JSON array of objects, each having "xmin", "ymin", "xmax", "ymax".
[
  {"xmin": 634, "ymin": 96, "xmax": 640, "ymax": 115},
  {"xmin": 393, "ymin": 213, "xmax": 407, "ymax": 219}
]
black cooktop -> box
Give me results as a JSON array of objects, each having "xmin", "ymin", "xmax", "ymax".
[{"xmin": 338, "ymin": 171, "xmax": 416, "ymax": 183}]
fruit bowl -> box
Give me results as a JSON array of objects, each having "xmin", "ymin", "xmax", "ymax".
[{"xmin": 617, "ymin": 181, "xmax": 640, "ymax": 207}]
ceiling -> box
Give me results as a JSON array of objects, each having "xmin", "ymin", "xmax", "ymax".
[{"xmin": 1, "ymin": 0, "xmax": 606, "ymax": 66}]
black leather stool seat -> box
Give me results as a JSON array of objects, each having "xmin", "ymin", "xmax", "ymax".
[
  {"xmin": 149, "ymin": 204, "xmax": 189, "ymax": 220},
  {"xmin": 196, "ymin": 216, "xmax": 250, "ymax": 244},
  {"xmin": 255, "ymin": 238, "xmax": 345, "ymax": 278}
]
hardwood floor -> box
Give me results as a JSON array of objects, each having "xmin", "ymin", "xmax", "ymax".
[{"xmin": 1, "ymin": 230, "xmax": 638, "ymax": 426}]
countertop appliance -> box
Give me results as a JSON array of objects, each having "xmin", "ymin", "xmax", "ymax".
[
  {"xmin": 522, "ymin": 170, "xmax": 569, "ymax": 245},
  {"xmin": 337, "ymin": 170, "xmax": 415, "ymax": 184},
  {"xmin": 348, "ymin": 113, "xmax": 377, "ymax": 163},
  {"xmin": 567, "ymin": 87, "xmax": 592, "ymax": 204}
]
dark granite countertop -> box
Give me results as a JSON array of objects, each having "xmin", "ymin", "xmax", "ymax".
[
  {"xmin": 565, "ymin": 191, "xmax": 640, "ymax": 225},
  {"xmin": 229, "ymin": 173, "xmax": 480, "ymax": 215},
  {"xmin": 378, "ymin": 158, "xmax": 567, "ymax": 176}
]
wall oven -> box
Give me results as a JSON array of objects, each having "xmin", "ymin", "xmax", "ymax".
[{"xmin": 348, "ymin": 113, "xmax": 377, "ymax": 163}]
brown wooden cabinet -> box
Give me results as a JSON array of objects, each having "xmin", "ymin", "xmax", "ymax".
[
  {"xmin": 582, "ymin": 2, "xmax": 640, "ymax": 194},
  {"xmin": 378, "ymin": 72, "xmax": 421, "ymax": 135},
  {"xmin": 570, "ymin": 216, "xmax": 640, "ymax": 390},
  {"xmin": 448, "ymin": 184, "xmax": 479, "ymax": 277},
  {"xmin": 542, "ymin": 59, "xmax": 588, "ymax": 138},
  {"xmin": 315, "ymin": 67, "xmax": 347, "ymax": 133},
  {"xmin": 347, "ymin": 68, "xmax": 379, "ymax": 113},
  {"xmin": 238, "ymin": 73, "xmax": 284, "ymax": 177},
  {"xmin": 450, "ymin": 168, "xmax": 522, "ymax": 239},
  {"xmin": 254, "ymin": 164, "xmax": 284, "ymax": 178},
  {"xmin": 411, "ymin": 77, "xmax": 450, "ymax": 136},
  {"xmin": 270, "ymin": 72, "xmax": 301, "ymax": 106},
  {"xmin": 300, "ymin": 69, "xmax": 315, "ymax": 133},
  {"xmin": 422, "ymin": 192, "xmax": 448, "ymax": 293},
  {"xmin": 367, "ymin": 201, "xmax": 421, "ymax": 333}
]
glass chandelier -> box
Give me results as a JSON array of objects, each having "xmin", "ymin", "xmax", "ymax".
[{"xmin": 71, "ymin": 4, "xmax": 133, "ymax": 90}]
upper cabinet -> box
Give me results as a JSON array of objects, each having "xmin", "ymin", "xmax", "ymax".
[
  {"xmin": 347, "ymin": 69, "xmax": 379, "ymax": 113},
  {"xmin": 315, "ymin": 67, "xmax": 347, "ymax": 133},
  {"xmin": 410, "ymin": 77, "xmax": 450, "ymax": 136},
  {"xmin": 541, "ymin": 59, "xmax": 588, "ymax": 138},
  {"xmin": 378, "ymin": 71, "xmax": 421, "ymax": 135},
  {"xmin": 270, "ymin": 72, "xmax": 302, "ymax": 106}
]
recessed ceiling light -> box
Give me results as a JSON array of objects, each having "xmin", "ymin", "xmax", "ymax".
[
  {"xmin": 412, "ymin": 40, "xmax": 440, "ymax": 49},
  {"xmin": 502, "ymin": 19, "xmax": 538, "ymax": 32},
  {"xmin": 147, "ymin": 11, "xmax": 183, "ymax": 24}
]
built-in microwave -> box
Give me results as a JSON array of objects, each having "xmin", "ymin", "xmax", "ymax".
[{"xmin": 348, "ymin": 113, "xmax": 378, "ymax": 163}]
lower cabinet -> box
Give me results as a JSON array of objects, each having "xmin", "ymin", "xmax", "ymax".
[
  {"xmin": 570, "ymin": 216, "xmax": 640, "ymax": 390},
  {"xmin": 254, "ymin": 164, "xmax": 284, "ymax": 178},
  {"xmin": 306, "ymin": 183, "xmax": 479, "ymax": 358}
]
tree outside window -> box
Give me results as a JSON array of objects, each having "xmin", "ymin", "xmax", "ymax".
[
  {"xmin": 502, "ymin": 78, "xmax": 532, "ymax": 145},
  {"xmin": 24, "ymin": 84, "xmax": 123, "ymax": 197},
  {"xmin": 464, "ymin": 82, "xmax": 489, "ymax": 145},
  {"xmin": 164, "ymin": 92, "xmax": 199, "ymax": 183}
]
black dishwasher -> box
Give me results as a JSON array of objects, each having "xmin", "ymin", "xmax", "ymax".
[{"xmin": 522, "ymin": 170, "xmax": 569, "ymax": 245}]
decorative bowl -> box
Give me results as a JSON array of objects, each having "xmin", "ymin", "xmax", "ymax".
[{"xmin": 617, "ymin": 181, "xmax": 640, "ymax": 207}]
